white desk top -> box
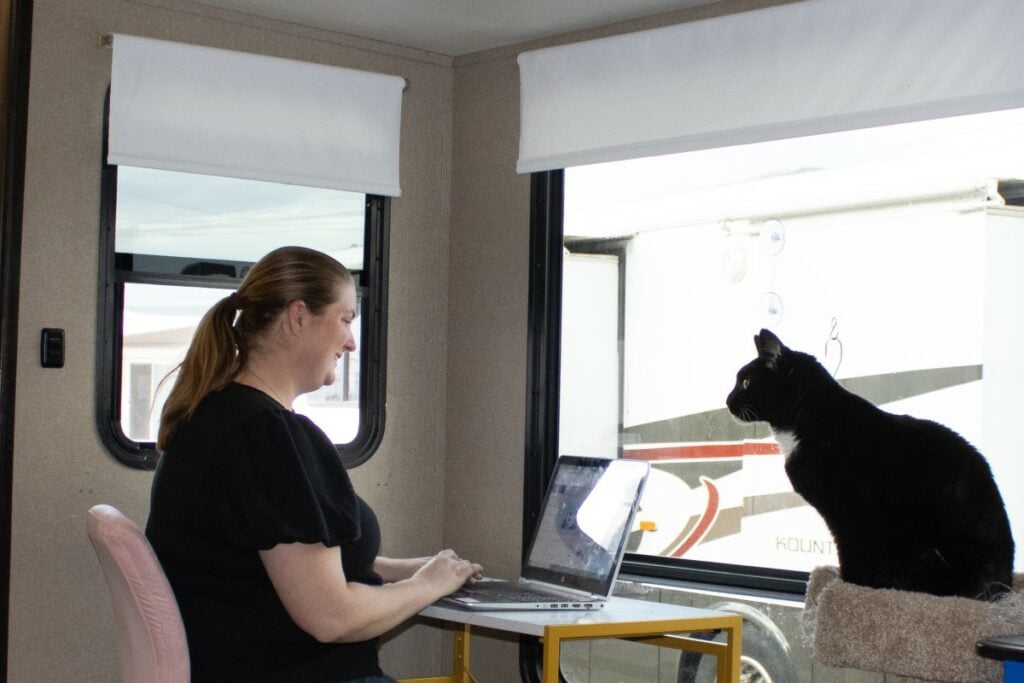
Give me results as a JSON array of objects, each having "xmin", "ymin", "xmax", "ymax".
[{"xmin": 420, "ymin": 595, "xmax": 734, "ymax": 638}]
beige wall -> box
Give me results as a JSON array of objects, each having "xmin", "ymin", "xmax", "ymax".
[
  {"xmin": 8, "ymin": 0, "xmax": 785, "ymax": 680},
  {"xmin": 12, "ymin": 0, "xmax": 458, "ymax": 678}
]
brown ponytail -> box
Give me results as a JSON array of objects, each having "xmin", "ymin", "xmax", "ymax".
[{"xmin": 156, "ymin": 246, "xmax": 353, "ymax": 450}]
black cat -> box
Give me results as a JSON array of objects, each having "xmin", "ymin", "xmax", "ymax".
[{"xmin": 726, "ymin": 329, "xmax": 1014, "ymax": 599}]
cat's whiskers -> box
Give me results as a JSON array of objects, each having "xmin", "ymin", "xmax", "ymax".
[{"xmin": 729, "ymin": 407, "xmax": 756, "ymax": 424}]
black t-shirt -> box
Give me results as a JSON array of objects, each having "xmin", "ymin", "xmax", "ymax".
[{"xmin": 146, "ymin": 382, "xmax": 383, "ymax": 682}]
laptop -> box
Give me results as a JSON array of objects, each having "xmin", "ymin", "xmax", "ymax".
[{"xmin": 438, "ymin": 455, "xmax": 649, "ymax": 611}]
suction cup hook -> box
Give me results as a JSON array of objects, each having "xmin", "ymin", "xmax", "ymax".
[
  {"xmin": 762, "ymin": 219, "xmax": 786, "ymax": 256},
  {"xmin": 758, "ymin": 292, "xmax": 784, "ymax": 329}
]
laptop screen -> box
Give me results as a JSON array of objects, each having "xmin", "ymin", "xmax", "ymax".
[{"xmin": 521, "ymin": 456, "xmax": 649, "ymax": 597}]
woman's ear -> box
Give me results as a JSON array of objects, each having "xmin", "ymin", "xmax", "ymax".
[{"xmin": 284, "ymin": 300, "xmax": 309, "ymax": 335}]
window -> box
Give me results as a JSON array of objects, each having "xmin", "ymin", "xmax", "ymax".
[
  {"xmin": 98, "ymin": 35, "xmax": 401, "ymax": 469},
  {"xmin": 532, "ymin": 107, "xmax": 1024, "ymax": 590},
  {"xmin": 98, "ymin": 164, "xmax": 389, "ymax": 469}
]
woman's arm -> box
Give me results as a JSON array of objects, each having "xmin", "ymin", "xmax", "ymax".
[
  {"xmin": 260, "ymin": 543, "xmax": 481, "ymax": 644},
  {"xmin": 373, "ymin": 555, "xmax": 431, "ymax": 583}
]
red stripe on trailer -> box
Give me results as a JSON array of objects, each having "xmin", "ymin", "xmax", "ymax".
[
  {"xmin": 672, "ymin": 477, "xmax": 720, "ymax": 557},
  {"xmin": 624, "ymin": 442, "xmax": 780, "ymax": 460}
]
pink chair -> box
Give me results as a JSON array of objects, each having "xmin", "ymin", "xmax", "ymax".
[{"xmin": 86, "ymin": 504, "xmax": 190, "ymax": 682}]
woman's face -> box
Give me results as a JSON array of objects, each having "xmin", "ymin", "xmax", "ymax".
[{"xmin": 297, "ymin": 284, "xmax": 358, "ymax": 392}]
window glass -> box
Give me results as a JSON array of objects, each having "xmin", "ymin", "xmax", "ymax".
[
  {"xmin": 560, "ymin": 108, "xmax": 1024, "ymax": 577},
  {"xmin": 116, "ymin": 166, "xmax": 366, "ymax": 267},
  {"xmin": 120, "ymin": 282, "xmax": 362, "ymax": 445},
  {"xmin": 119, "ymin": 283, "xmax": 222, "ymax": 442}
]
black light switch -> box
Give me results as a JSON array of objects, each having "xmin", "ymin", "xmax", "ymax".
[{"xmin": 40, "ymin": 328, "xmax": 64, "ymax": 368}]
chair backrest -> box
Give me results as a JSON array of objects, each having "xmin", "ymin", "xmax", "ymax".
[{"xmin": 86, "ymin": 504, "xmax": 190, "ymax": 682}]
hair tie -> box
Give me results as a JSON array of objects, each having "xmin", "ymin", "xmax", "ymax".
[{"xmin": 226, "ymin": 291, "xmax": 239, "ymax": 308}]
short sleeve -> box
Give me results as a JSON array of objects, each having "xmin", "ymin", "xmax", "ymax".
[{"xmin": 218, "ymin": 408, "xmax": 360, "ymax": 550}]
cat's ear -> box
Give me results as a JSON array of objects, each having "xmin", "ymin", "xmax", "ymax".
[{"xmin": 755, "ymin": 329, "xmax": 785, "ymax": 368}]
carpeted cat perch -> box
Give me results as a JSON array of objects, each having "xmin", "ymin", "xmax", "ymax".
[{"xmin": 804, "ymin": 566, "xmax": 1024, "ymax": 682}]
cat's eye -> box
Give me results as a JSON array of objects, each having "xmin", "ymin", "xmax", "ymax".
[{"xmin": 742, "ymin": 378, "xmax": 750, "ymax": 389}]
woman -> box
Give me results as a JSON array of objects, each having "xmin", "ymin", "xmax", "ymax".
[{"xmin": 146, "ymin": 246, "xmax": 482, "ymax": 682}]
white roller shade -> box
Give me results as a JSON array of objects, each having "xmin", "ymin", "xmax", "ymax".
[
  {"xmin": 109, "ymin": 34, "xmax": 404, "ymax": 196},
  {"xmin": 517, "ymin": 0, "xmax": 1024, "ymax": 173}
]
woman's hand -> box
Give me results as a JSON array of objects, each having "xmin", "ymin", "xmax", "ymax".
[{"xmin": 413, "ymin": 549, "xmax": 483, "ymax": 596}]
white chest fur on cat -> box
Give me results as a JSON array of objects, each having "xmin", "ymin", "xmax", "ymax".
[{"xmin": 772, "ymin": 428, "xmax": 800, "ymax": 459}]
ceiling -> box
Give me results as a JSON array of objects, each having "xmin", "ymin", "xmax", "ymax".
[{"xmin": 195, "ymin": 0, "xmax": 722, "ymax": 56}]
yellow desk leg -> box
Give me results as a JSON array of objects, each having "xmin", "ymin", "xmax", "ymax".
[
  {"xmin": 453, "ymin": 624, "xmax": 471, "ymax": 683},
  {"xmin": 540, "ymin": 634, "xmax": 561, "ymax": 683},
  {"xmin": 718, "ymin": 622, "xmax": 741, "ymax": 683}
]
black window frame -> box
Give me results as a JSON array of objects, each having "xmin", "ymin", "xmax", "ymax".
[
  {"xmin": 96, "ymin": 98, "xmax": 389, "ymax": 471},
  {"xmin": 524, "ymin": 169, "xmax": 807, "ymax": 596}
]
